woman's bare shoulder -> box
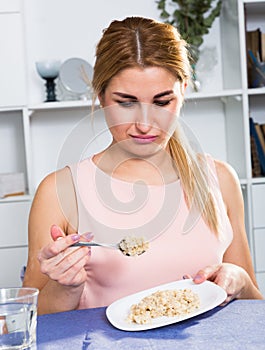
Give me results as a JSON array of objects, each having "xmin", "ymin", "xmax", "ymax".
[
  {"xmin": 30, "ymin": 167, "xmax": 77, "ymax": 233},
  {"xmin": 212, "ymin": 159, "xmax": 243, "ymax": 213},
  {"xmin": 213, "ymin": 159, "xmax": 240, "ymax": 187},
  {"xmin": 34, "ymin": 167, "xmax": 72, "ymax": 198}
]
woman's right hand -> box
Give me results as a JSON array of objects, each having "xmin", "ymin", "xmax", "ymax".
[{"xmin": 37, "ymin": 225, "xmax": 93, "ymax": 288}]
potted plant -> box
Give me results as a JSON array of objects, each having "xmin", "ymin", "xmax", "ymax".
[{"xmin": 156, "ymin": 0, "xmax": 222, "ymax": 91}]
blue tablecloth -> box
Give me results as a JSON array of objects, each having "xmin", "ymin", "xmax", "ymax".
[{"xmin": 37, "ymin": 300, "xmax": 265, "ymax": 350}]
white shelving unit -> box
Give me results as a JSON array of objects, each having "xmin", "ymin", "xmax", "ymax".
[
  {"xmin": 0, "ymin": 0, "xmax": 264, "ymax": 294},
  {"xmin": 238, "ymin": 0, "xmax": 265, "ymax": 295}
]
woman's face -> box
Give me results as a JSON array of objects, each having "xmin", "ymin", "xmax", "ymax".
[{"xmin": 100, "ymin": 66, "xmax": 186, "ymax": 157}]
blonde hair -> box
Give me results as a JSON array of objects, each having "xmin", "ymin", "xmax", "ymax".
[{"xmin": 92, "ymin": 17, "xmax": 219, "ymax": 235}]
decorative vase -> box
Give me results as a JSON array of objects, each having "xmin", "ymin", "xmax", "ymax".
[
  {"xmin": 191, "ymin": 64, "xmax": 201, "ymax": 92},
  {"xmin": 36, "ymin": 60, "xmax": 61, "ymax": 102},
  {"xmin": 189, "ymin": 45, "xmax": 201, "ymax": 92}
]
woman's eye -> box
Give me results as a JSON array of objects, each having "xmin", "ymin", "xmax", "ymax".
[
  {"xmin": 154, "ymin": 100, "xmax": 171, "ymax": 107},
  {"xmin": 117, "ymin": 100, "xmax": 137, "ymax": 108}
]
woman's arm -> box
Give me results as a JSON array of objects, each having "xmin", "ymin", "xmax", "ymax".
[
  {"xmin": 23, "ymin": 168, "xmax": 91, "ymax": 314},
  {"xmin": 217, "ymin": 160, "xmax": 263, "ymax": 298},
  {"xmin": 193, "ymin": 160, "xmax": 263, "ymax": 302}
]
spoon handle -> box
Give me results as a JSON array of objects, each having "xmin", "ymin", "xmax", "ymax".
[{"xmin": 71, "ymin": 242, "xmax": 102, "ymax": 247}]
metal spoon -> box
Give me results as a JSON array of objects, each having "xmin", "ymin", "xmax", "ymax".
[
  {"xmin": 72, "ymin": 241, "xmax": 118, "ymax": 249},
  {"xmin": 71, "ymin": 238, "xmax": 148, "ymax": 256}
]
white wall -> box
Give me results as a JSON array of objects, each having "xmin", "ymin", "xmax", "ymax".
[
  {"xmin": 23, "ymin": 0, "xmax": 161, "ymax": 104},
  {"xmin": 0, "ymin": 0, "xmax": 27, "ymax": 107},
  {"xmin": 23, "ymin": 0, "xmax": 222, "ymax": 104},
  {"xmin": 20, "ymin": 0, "xmax": 225, "ymax": 186}
]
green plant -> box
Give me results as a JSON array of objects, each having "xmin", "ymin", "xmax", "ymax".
[{"xmin": 156, "ymin": 0, "xmax": 222, "ymax": 64}]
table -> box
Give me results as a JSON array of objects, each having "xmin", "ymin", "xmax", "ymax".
[{"xmin": 37, "ymin": 300, "xmax": 265, "ymax": 350}]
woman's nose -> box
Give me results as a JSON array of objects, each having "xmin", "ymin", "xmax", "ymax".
[{"xmin": 135, "ymin": 104, "xmax": 153, "ymax": 132}]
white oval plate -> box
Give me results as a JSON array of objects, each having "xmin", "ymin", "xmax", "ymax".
[{"xmin": 106, "ymin": 279, "xmax": 226, "ymax": 331}]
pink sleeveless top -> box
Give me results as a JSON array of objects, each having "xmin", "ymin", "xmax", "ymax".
[{"xmin": 68, "ymin": 156, "xmax": 233, "ymax": 309}]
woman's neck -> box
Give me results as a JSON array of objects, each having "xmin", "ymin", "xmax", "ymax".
[{"xmin": 93, "ymin": 147, "xmax": 179, "ymax": 185}]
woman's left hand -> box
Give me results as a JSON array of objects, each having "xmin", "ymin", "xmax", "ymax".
[{"xmin": 191, "ymin": 263, "xmax": 251, "ymax": 305}]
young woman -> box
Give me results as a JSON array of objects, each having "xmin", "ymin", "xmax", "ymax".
[{"xmin": 23, "ymin": 17, "xmax": 263, "ymax": 314}]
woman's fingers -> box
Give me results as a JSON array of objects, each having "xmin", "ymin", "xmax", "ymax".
[
  {"xmin": 38, "ymin": 233, "xmax": 80, "ymax": 260},
  {"xmin": 39, "ymin": 243, "xmax": 90, "ymax": 285},
  {"xmin": 50, "ymin": 224, "xmax": 65, "ymax": 241},
  {"xmin": 80, "ymin": 232, "xmax": 94, "ymax": 242},
  {"xmin": 37, "ymin": 225, "xmax": 92, "ymax": 284},
  {"xmin": 47, "ymin": 250, "xmax": 90, "ymax": 285},
  {"xmin": 192, "ymin": 263, "xmax": 249, "ymax": 306},
  {"xmin": 37, "ymin": 225, "xmax": 96, "ymax": 287},
  {"xmin": 182, "ymin": 274, "xmax": 192, "ymax": 280},
  {"xmin": 193, "ymin": 264, "xmax": 221, "ymax": 284}
]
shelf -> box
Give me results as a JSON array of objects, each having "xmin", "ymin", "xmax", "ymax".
[
  {"xmin": 185, "ymin": 89, "xmax": 243, "ymax": 101},
  {"xmin": 247, "ymin": 87, "xmax": 265, "ymax": 95},
  {"xmin": 26, "ymin": 91, "xmax": 244, "ymax": 110},
  {"xmin": 0, "ymin": 194, "xmax": 32, "ymax": 203},
  {"xmin": 244, "ymin": 1, "xmax": 265, "ymax": 12},
  {"xmin": 0, "ymin": 106, "xmax": 25, "ymax": 113},
  {"xmin": 0, "ymin": 2, "xmax": 22, "ymax": 15},
  {"xmin": 252, "ymin": 177, "xmax": 265, "ymax": 184},
  {"xmin": 240, "ymin": 179, "xmax": 248, "ymax": 185},
  {"xmin": 28, "ymin": 99, "xmax": 95, "ymax": 111}
]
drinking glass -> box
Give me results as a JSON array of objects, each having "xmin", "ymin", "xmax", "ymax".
[{"xmin": 0, "ymin": 288, "xmax": 39, "ymax": 349}]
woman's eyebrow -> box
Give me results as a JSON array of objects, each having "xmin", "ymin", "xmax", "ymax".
[
  {"xmin": 154, "ymin": 90, "xmax": 174, "ymax": 98},
  {"xmin": 113, "ymin": 90, "xmax": 174, "ymax": 99},
  {"xmin": 113, "ymin": 92, "xmax": 138, "ymax": 99}
]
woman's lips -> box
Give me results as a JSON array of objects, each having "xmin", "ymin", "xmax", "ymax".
[{"xmin": 130, "ymin": 135, "xmax": 157, "ymax": 144}]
